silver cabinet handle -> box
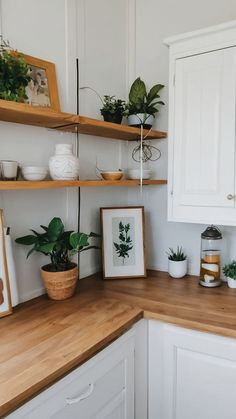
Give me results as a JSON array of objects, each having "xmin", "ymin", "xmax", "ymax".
[
  {"xmin": 66, "ymin": 383, "xmax": 95, "ymax": 405},
  {"xmin": 227, "ymin": 194, "xmax": 235, "ymax": 200}
]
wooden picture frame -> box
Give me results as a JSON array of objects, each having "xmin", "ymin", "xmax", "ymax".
[
  {"xmin": 100, "ymin": 206, "xmax": 146, "ymax": 279},
  {"xmin": 0, "ymin": 209, "xmax": 12, "ymax": 317},
  {"xmin": 23, "ymin": 53, "xmax": 60, "ymax": 111}
]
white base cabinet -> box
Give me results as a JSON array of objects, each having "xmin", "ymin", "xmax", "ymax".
[
  {"xmin": 149, "ymin": 320, "xmax": 236, "ymax": 419},
  {"xmin": 7, "ymin": 328, "xmax": 138, "ymax": 419}
]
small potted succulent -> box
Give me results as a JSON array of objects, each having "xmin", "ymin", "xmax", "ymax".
[
  {"xmin": 100, "ymin": 95, "xmax": 126, "ymax": 124},
  {"xmin": 126, "ymin": 77, "xmax": 165, "ymax": 128},
  {"xmin": 0, "ymin": 37, "xmax": 30, "ymax": 102},
  {"xmin": 15, "ymin": 217, "xmax": 98, "ymax": 300},
  {"xmin": 167, "ymin": 246, "xmax": 187, "ymax": 278},
  {"xmin": 223, "ymin": 260, "xmax": 236, "ymax": 288}
]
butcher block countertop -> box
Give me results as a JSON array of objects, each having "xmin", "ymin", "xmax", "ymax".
[{"xmin": 2, "ymin": 270, "xmax": 236, "ymax": 417}]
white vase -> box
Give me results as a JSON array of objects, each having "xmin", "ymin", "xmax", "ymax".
[
  {"xmin": 227, "ymin": 277, "xmax": 236, "ymax": 288},
  {"xmin": 49, "ymin": 144, "xmax": 79, "ymax": 180},
  {"xmin": 168, "ymin": 259, "xmax": 187, "ymax": 278},
  {"xmin": 127, "ymin": 113, "xmax": 154, "ymax": 128}
]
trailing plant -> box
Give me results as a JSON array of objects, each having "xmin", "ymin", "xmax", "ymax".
[
  {"xmin": 15, "ymin": 217, "xmax": 99, "ymax": 272},
  {"xmin": 223, "ymin": 260, "xmax": 236, "ymax": 280},
  {"xmin": 0, "ymin": 37, "xmax": 30, "ymax": 102},
  {"xmin": 114, "ymin": 221, "xmax": 133, "ymax": 264},
  {"xmin": 100, "ymin": 95, "xmax": 126, "ymax": 117},
  {"xmin": 166, "ymin": 246, "xmax": 187, "ymax": 261},
  {"xmin": 126, "ymin": 77, "xmax": 165, "ymax": 117}
]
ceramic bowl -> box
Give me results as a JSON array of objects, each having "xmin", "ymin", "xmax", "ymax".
[
  {"xmin": 127, "ymin": 169, "xmax": 152, "ymax": 180},
  {"xmin": 101, "ymin": 171, "xmax": 123, "ymax": 181},
  {"xmin": 22, "ymin": 166, "xmax": 48, "ymax": 181}
]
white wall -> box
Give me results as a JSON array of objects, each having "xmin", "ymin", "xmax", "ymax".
[
  {"xmin": 0, "ymin": 0, "xmax": 129, "ymax": 301},
  {"xmin": 128, "ymin": 0, "xmax": 236, "ymax": 274}
]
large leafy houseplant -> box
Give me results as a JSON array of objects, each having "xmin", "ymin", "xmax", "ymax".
[
  {"xmin": 126, "ymin": 77, "xmax": 164, "ymax": 128},
  {"xmin": 0, "ymin": 38, "xmax": 30, "ymax": 102},
  {"xmin": 15, "ymin": 217, "xmax": 99, "ymax": 300}
]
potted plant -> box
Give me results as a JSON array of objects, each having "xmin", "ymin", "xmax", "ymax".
[
  {"xmin": 100, "ymin": 95, "xmax": 126, "ymax": 124},
  {"xmin": 15, "ymin": 217, "xmax": 98, "ymax": 300},
  {"xmin": 80, "ymin": 87, "xmax": 125, "ymax": 124},
  {"xmin": 167, "ymin": 246, "xmax": 187, "ymax": 278},
  {"xmin": 223, "ymin": 260, "xmax": 236, "ymax": 288},
  {"xmin": 0, "ymin": 38, "xmax": 30, "ymax": 102},
  {"xmin": 126, "ymin": 77, "xmax": 165, "ymax": 128}
]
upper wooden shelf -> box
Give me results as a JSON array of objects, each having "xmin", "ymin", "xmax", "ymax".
[
  {"xmin": 0, "ymin": 100, "xmax": 167, "ymax": 141},
  {"xmin": 0, "ymin": 179, "xmax": 167, "ymax": 190}
]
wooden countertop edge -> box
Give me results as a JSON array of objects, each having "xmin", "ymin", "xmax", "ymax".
[
  {"xmin": 143, "ymin": 311, "xmax": 236, "ymax": 339},
  {"xmin": 1, "ymin": 311, "xmax": 143, "ymax": 418}
]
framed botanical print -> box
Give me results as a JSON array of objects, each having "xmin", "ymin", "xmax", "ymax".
[
  {"xmin": 0, "ymin": 209, "xmax": 12, "ymax": 317},
  {"xmin": 23, "ymin": 53, "xmax": 60, "ymax": 111},
  {"xmin": 100, "ymin": 206, "xmax": 146, "ymax": 279}
]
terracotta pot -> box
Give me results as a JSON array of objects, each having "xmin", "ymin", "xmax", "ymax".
[{"xmin": 40, "ymin": 263, "xmax": 78, "ymax": 300}]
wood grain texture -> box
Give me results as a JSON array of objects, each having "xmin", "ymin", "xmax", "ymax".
[
  {"xmin": 0, "ymin": 294, "xmax": 142, "ymax": 417},
  {"xmin": 0, "ymin": 179, "xmax": 167, "ymax": 190},
  {"xmin": 0, "ymin": 100, "xmax": 167, "ymax": 140},
  {"xmin": 2, "ymin": 270, "xmax": 236, "ymax": 416}
]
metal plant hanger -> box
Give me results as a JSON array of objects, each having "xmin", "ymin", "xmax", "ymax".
[{"xmin": 132, "ymin": 140, "xmax": 161, "ymax": 163}]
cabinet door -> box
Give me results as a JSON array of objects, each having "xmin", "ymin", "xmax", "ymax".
[
  {"xmin": 7, "ymin": 331, "xmax": 135, "ymax": 419},
  {"xmin": 149, "ymin": 320, "xmax": 236, "ymax": 419},
  {"xmin": 170, "ymin": 46, "xmax": 236, "ymax": 223}
]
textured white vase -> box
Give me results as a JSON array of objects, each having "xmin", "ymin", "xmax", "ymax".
[
  {"xmin": 168, "ymin": 259, "xmax": 187, "ymax": 278},
  {"xmin": 49, "ymin": 144, "xmax": 79, "ymax": 180}
]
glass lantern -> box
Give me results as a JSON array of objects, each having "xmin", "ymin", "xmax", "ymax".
[{"xmin": 200, "ymin": 225, "xmax": 222, "ymax": 287}]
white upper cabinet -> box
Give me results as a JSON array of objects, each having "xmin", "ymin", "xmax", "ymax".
[{"xmin": 165, "ymin": 21, "xmax": 236, "ymax": 225}]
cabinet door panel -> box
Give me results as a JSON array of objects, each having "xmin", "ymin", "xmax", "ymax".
[{"xmin": 173, "ymin": 47, "xmax": 236, "ymax": 208}]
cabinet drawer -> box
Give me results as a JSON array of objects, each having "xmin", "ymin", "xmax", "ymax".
[{"xmin": 7, "ymin": 331, "xmax": 134, "ymax": 419}]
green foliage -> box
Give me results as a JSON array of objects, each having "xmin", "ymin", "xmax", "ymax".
[
  {"xmin": 126, "ymin": 77, "xmax": 165, "ymax": 116},
  {"xmin": 223, "ymin": 260, "xmax": 236, "ymax": 280},
  {"xmin": 114, "ymin": 221, "xmax": 133, "ymax": 263},
  {"xmin": 100, "ymin": 95, "xmax": 126, "ymax": 117},
  {"xmin": 166, "ymin": 246, "xmax": 187, "ymax": 261},
  {"xmin": 0, "ymin": 38, "xmax": 30, "ymax": 102},
  {"xmin": 15, "ymin": 217, "xmax": 99, "ymax": 272}
]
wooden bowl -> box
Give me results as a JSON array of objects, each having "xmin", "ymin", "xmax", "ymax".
[{"xmin": 101, "ymin": 171, "xmax": 123, "ymax": 181}]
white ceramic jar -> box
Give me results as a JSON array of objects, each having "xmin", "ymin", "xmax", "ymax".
[
  {"xmin": 49, "ymin": 144, "xmax": 79, "ymax": 180},
  {"xmin": 168, "ymin": 259, "xmax": 188, "ymax": 278}
]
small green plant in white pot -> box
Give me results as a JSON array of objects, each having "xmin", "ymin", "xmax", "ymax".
[
  {"xmin": 167, "ymin": 246, "xmax": 187, "ymax": 278},
  {"xmin": 223, "ymin": 260, "xmax": 236, "ymax": 288}
]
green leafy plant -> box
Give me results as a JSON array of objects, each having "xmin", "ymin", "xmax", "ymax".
[
  {"xmin": 166, "ymin": 246, "xmax": 187, "ymax": 261},
  {"xmin": 114, "ymin": 221, "xmax": 133, "ymax": 264},
  {"xmin": 100, "ymin": 95, "xmax": 126, "ymax": 117},
  {"xmin": 15, "ymin": 217, "xmax": 99, "ymax": 272},
  {"xmin": 0, "ymin": 37, "xmax": 30, "ymax": 102},
  {"xmin": 223, "ymin": 260, "xmax": 236, "ymax": 280},
  {"xmin": 126, "ymin": 77, "xmax": 165, "ymax": 117}
]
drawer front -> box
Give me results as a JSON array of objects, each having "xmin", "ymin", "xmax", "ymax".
[{"xmin": 7, "ymin": 331, "xmax": 134, "ymax": 419}]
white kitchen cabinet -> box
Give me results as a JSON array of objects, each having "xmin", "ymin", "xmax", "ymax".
[
  {"xmin": 149, "ymin": 320, "xmax": 236, "ymax": 419},
  {"xmin": 7, "ymin": 327, "xmax": 139, "ymax": 419},
  {"xmin": 165, "ymin": 21, "xmax": 236, "ymax": 225}
]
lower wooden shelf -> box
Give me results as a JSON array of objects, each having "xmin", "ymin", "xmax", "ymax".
[{"xmin": 0, "ymin": 179, "xmax": 167, "ymax": 190}]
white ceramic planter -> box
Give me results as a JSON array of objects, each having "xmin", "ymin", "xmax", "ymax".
[
  {"xmin": 168, "ymin": 259, "xmax": 187, "ymax": 278},
  {"xmin": 127, "ymin": 113, "xmax": 154, "ymax": 127},
  {"xmin": 49, "ymin": 144, "xmax": 79, "ymax": 180},
  {"xmin": 227, "ymin": 277, "xmax": 236, "ymax": 288}
]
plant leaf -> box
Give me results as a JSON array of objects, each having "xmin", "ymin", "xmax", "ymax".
[
  {"xmin": 15, "ymin": 235, "xmax": 38, "ymax": 245},
  {"xmin": 47, "ymin": 217, "xmax": 64, "ymax": 241},
  {"xmin": 129, "ymin": 77, "xmax": 146, "ymax": 105},
  {"xmin": 146, "ymin": 84, "xmax": 164, "ymax": 104},
  {"xmin": 70, "ymin": 232, "xmax": 89, "ymax": 250}
]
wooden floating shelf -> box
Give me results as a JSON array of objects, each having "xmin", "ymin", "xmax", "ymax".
[
  {"xmin": 0, "ymin": 179, "xmax": 167, "ymax": 190},
  {"xmin": 0, "ymin": 100, "xmax": 167, "ymax": 141}
]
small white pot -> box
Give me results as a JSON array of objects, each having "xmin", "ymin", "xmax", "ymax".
[
  {"xmin": 168, "ymin": 259, "xmax": 187, "ymax": 278},
  {"xmin": 227, "ymin": 277, "xmax": 236, "ymax": 288},
  {"xmin": 127, "ymin": 113, "xmax": 154, "ymax": 127}
]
